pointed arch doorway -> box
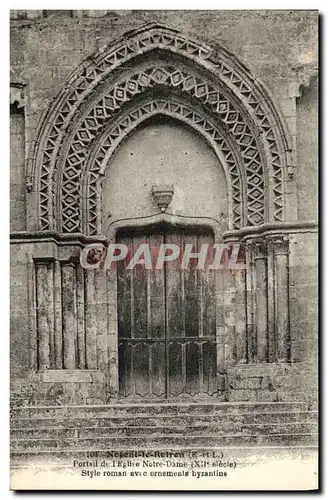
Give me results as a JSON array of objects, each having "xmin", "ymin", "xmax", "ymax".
[{"xmin": 116, "ymin": 223, "xmax": 218, "ymax": 400}]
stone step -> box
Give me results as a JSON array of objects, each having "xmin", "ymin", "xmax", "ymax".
[
  {"xmin": 10, "ymin": 401, "xmax": 308, "ymax": 420},
  {"xmin": 10, "ymin": 422, "xmax": 317, "ymax": 440},
  {"xmin": 10, "ymin": 422, "xmax": 317, "ymax": 439},
  {"xmin": 10, "ymin": 410, "xmax": 318, "ymax": 429},
  {"xmin": 11, "ymin": 432, "xmax": 318, "ymax": 451}
]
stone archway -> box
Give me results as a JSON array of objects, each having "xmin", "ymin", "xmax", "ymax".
[
  {"xmin": 83, "ymin": 99, "xmax": 245, "ymax": 234},
  {"xmin": 27, "ymin": 22, "xmax": 291, "ymax": 235}
]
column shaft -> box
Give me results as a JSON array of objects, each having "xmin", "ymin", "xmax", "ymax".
[
  {"xmin": 36, "ymin": 263, "xmax": 50, "ymax": 369},
  {"xmin": 266, "ymin": 240, "xmax": 276, "ymax": 362},
  {"xmin": 47, "ymin": 263, "xmax": 55, "ymax": 367},
  {"xmin": 27, "ymin": 255, "xmax": 37, "ymax": 371},
  {"xmin": 235, "ymin": 268, "xmax": 247, "ymax": 363},
  {"xmin": 54, "ymin": 260, "xmax": 63, "ymax": 369},
  {"xmin": 245, "ymin": 243, "xmax": 255, "ymax": 363},
  {"xmin": 85, "ymin": 269, "xmax": 98, "ymax": 369},
  {"xmin": 274, "ymin": 238, "xmax": 290, "ymax": 362},
  {"xmin": 76, "ymin": 264, "xmax": 86, "ymax": 369},
  {"xmin": 254, "ymin": 242, "xmax": 268, "ymax": 363},
  {"xmin": 62, "ymin": 263, "xmax": 77, "ymax": 369}
]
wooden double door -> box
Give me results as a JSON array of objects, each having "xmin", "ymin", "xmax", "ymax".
[{"xmin": 117, "ymin": 225, "xmax": 217, "ymax": 399}]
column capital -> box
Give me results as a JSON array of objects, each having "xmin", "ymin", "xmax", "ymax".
[
  {"xmin": 269, "ymin": 235, "xmax": 289, "ymax": 255},
  {"xmin": 61, "ymin": 260, "xmax": 76, "ymax": 268},
  {"xmin": 246, "ymin": 238, "xmax": 267, "ymax": 258}
]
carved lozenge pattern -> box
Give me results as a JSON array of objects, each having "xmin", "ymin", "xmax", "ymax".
[
  {"xmin": 60, "ymin": 66, "xmax": 265, "ymax": 233},
  {"xmin": 35, "ymin": 25, "xmax": 284, "ymax": 232},
  {"xmin": 84, "ymin": 99, "xmax": 244, "ymax": 235}
]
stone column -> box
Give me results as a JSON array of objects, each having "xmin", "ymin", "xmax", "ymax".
[
  {"xmin": 95, "ymin": 268, "xmax": 109, "ymax": 374},
  {"xmin": 54, "ymin": 260, "xmax": 63, "ymax": 369},
  {"xmin": 26, "ymin": 255, "xmax": 37, "ymax": 371},
  {"xmin": 266, "ymin": 238, "xmax": 276, "ymax": 363},
  {"xmin": 223, "ymin": 265, "xmax": 237, "ymax": 368},
  {"xmin": 273, "ymin": 236, "xmax": 290, "ymax": 362},
  {"xmin": 36, "ymin": 262, "xmax": 50, "ymax": 370},
  {"xmin": 234, "ymin": 242, "xmax": 247, "ymax": 364},
  {"xmin": 253, "ymin": 240, "xmax": 268, "ymax": 363},
  {"xmin": 85, "ymin": 269, "xmax": 98, "ymax": 369},
  {"xmin": 76, "ymin": 264, "xmax": 86, "ymax": 369},
  {"xmin": 47, "ymin": 262, "xmax": 55, "ymax": 367},
  {"xmin": 215, "ymin": 260, "xmax": 226, "ymax": 397},
  {"xmin": 61, "ymin": 262, "xmax": 77, "ymax": 369},
  {"xmin": 245, "ymin": 241, "xmax": 255, "ymax": 363}
]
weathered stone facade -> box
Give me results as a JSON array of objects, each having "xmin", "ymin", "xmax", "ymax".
[{"xmin": 10, "ymin": 10, "xmax": 318, "ymax": 412}]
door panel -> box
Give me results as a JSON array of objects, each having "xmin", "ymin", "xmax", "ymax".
[
  {"xmin": 118, "ymin": 342, "xmax": 132, "ymax": 397},
  {"xmin": 132, "ymin": 236, "xmax": 148, "ymax": 339},
  {"xmin": 166, "ymin": 232, "xmax": 184, "ymax": 339},
  {"xmin": 203, "ymin": 341, "xmax": 217, "ymax": 395},
  {"xmin": 134, "ymin": 342, "xmax": 150, "ymax": 397},
  {"xmin": 149, "ymin": 233, "xmax": 165, "ymax": 339},
  {"xmin": 117, "ymin": 227, "xmax": 217, "ymax": 399},
  {"xmin": 168, "ymin": 341, "xmax": 184, "ymax": 396},
  {"xmin": 201, "ymin": 233, "xmax": 217, "ymax": 338},
  {"xmin": 117, "ymin": 236, "xmax": 132, "ymax": 339},
  {"xmin": 150, "ymin": 341, "xmax": 166, "ymax": 397},
  {"xmin": 183, "ymin": 234, "xmax": 200, "ymax": 338}
]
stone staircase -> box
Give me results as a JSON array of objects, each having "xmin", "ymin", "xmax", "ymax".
[{"xmin": 11, "ymin": 401, "xmax": 318, "ymax": 468}]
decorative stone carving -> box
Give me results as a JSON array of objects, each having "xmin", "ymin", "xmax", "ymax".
[
  {"xmin": 286, "ymin": 150, "xmax": 295, "ymax": 179},
  {"xmin": 28, "ymin": 23, "xmax": 289, "ymax": 233},
  {"xmin": 151, "ymin": 185, "xmax": 174, "ymax": 212},
  {"xmin": 10, "ymin": 81, "xmax": 26, "ymax": 109},
  {"xmin": 289, "ymin": 64, "xmax": 318, "ymax": 98},
  {"xmin": 59, "ymin": 67, "xmax": 265, "ymax": 233},
  {"xmin": 253, "ymin": 239, "xmax": 268, "ymax": 258},
  {"xmin": 246, "ymin": 238, "xmax": 267, "ymax": 259},
  {"xmin": 271, "ymin": 235, "xmax": 289, "ymax": 255},
  {"xmin": 85, "ymin": 99, "xmax": 244, "ymax": 234}
]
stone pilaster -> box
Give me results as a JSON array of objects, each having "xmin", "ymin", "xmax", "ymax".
[
  {"xmin": 76, "ymin": 264, "xmax": 86, "ymax": 369},
  {"xmin": 266, "ymin": 238, "xmax": 276, "ymax": 363},
  {"xmin": 47, "ymin": 262, "xmax": 55, "ymax": 367},
  {"xmin": 85, "ymin": 269, "xmax": 98, "ymax": 369},
  {"xmin": 253, "ymin": 240, "xmax": 268, "ymax": 363},
  {"xmin": 36, "ymin": 262, "xmax": 50, "ymax": 370},
  {"xmin": 54, "ymin": 260, "xmax": 63, "ymax": 369},
  {"xmin": 27, "ymin": 255, "xmax": 37, "ymax": 371},
  {"xmin": 61, "ymin": 263, "xmax": 77, "ymax": 369},
  {"xmin": 245, "ymin": 241, "xmax": 255, "ymax": 363},
  {"xmin": 234, "ymin": 265, "xmax": 247, "ymax": 364},
  {"xmin": 272, "ymin": 236, "xmax": 290, "ymax": 362}
]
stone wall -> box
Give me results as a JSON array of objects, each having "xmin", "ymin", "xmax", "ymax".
[
  {"xmin": 10, "ymin": 10, "xmax": 318, "ymax": 407},
  {"xmin": 10, "ymin": 107, "xmax": 26, "ymax": 232},
  {"xmin": 296, "ymin": 77, "xmax": 318, "ymax": 221}
]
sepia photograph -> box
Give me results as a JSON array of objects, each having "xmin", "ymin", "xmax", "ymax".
[{"xmin": 9, "ymin": 8, "xmax": 319, "ymax": 491}]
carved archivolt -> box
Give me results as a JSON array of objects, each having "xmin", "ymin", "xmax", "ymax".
[
  {"xmin": 84, "ymin": 99, "xmax": 245, "ymax": 235},
  {"xmin": 28, "ymin": 23, "xmax": 290, "ymax": 235}
]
